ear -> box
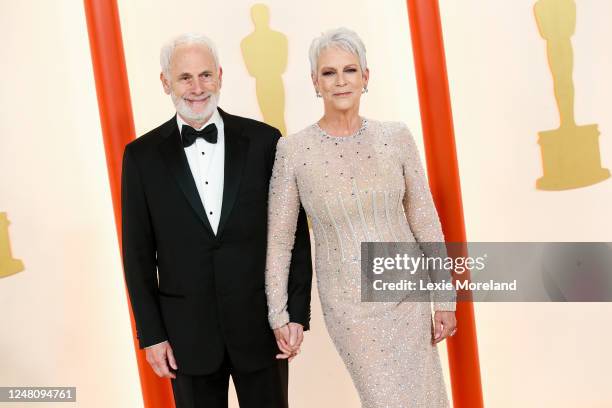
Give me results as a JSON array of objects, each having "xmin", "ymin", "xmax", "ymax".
[
  {"xmin": 218, "ymin": 66, "xmax": 223, "ymax": 88},
  {"xmin": 311, "ymin": 72, "xmax": 319, "ymax": 94},
  {"xmin": 160, "ymin": 72, "xmax": 171, "ymax": 95},
  {"xmin": 362, "ymin": 68, "xmax": 370, "ymax": 89}
]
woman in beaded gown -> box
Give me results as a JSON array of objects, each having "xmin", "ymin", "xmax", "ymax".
[{"xmin": 265, "ymin": 28, "xmax": 457, "ymax": 408}]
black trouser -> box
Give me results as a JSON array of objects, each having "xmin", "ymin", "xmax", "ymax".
[{"xmin": 171, "ymin": 349, "xmax": 289, "ymax": 408}]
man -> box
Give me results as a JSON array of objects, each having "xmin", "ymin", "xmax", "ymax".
[{"xmin": 121, "ymin": 33, "xmax": 312, "ymax": 407}]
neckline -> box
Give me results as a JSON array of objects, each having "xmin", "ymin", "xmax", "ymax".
[{"xmin": 314, "ymin": 118, "xmax": 368, "ymax": 141}]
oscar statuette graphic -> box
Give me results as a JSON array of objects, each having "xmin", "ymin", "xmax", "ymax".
[
  {"xmin": 241, "ymin": 3, "xmax": 289, "ymax": 135},
  {"xmin": 0, "ymin": 212, "xmax": 24, "ymax": 278},
  {"xmin": 534, "ymin": 0, "xmax": 609, "ymax": 190}
]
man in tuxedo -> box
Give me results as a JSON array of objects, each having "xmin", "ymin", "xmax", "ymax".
[{"xmin": 121, "ymin": 33, "xmax": 312, "ymax": 407}]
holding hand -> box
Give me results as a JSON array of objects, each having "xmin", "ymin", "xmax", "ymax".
[
  {"xmin": 145, "ymin": 340, "xmax": 178, "ymax": 378},
  {"xmin": 432, "ymin": 311, "xmax": 457, "ymax": 344},
  {"xmin": 274, "ymin": 322, "xmax": 304, "ymax": 361}
]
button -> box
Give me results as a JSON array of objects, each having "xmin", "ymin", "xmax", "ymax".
[
  {"xmin": 201, "ymin": 152, "xmax": 205, "ymax": 155},
  {"xmin": 205, "ymin": 181, "xmax": 208, "ymax": 185},
  {"xmin": 209, "ymin": 211, "xmax": 213, "ymax": 215}
]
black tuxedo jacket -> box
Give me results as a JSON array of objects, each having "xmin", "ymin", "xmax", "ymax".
[{"xmin": 121, "ymin": 108, "xmax": 312, "ymax": 375}]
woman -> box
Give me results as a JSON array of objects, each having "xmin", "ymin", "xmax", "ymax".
[{"xmin": 265, "ymin": 27, "xmax": 456, "ymax": 407}]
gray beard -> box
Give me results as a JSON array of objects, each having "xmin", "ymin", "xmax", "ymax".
[{"xmin": 172, "ymin": 92, "xmax": 220, "ymax": 123}]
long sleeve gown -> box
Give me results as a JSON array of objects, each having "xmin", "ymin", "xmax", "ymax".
[{"xmin": 265, "ymin": 119, "xmax": 454, "ymax": 408}]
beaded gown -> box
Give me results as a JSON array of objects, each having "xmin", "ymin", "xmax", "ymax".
[{"xmin": 265, "ymin": 119, "xmax": 454, "ymax": 408}]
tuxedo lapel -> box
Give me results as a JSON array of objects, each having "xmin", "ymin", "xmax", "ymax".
[
  {"xmin": 158, "ymin": 118, "xmax": 215, "ymax": 237},
  {"xmin": 217, "ymin": 108, "xmax": 249, "ymax": 237}
]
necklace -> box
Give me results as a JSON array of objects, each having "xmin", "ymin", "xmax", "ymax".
[{"xmin": 315, "ymin": 118, "xmax": 368, "ymax": 140}]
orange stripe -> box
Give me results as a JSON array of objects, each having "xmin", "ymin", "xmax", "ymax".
[
  {"xmin": 406, "ymin": 1, "xmax": 484, "ymax": 407},
  {"xmin": 83, "ymin": 1, "xmax": 174, "ymax": 407}
]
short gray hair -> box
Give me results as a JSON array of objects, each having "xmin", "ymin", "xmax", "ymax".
[
  {"xmin": 309, "ymin": 27, "xmax": 367, "ymax": 75},
  {"xmin": 160, "ymin": 33, "xmax": 220, "ymax": 78}
]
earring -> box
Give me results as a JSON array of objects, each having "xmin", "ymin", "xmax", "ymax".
[
  {"xmin": 316, "ymin": 91, "xmax": 322, "ymax": 98},
  {"xmin": 362, "ymin": 87, "xmax": 368, "ymax": 94}
]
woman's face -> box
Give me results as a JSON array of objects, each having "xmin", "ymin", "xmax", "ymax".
[{"xmin": 313, "ymin": 46, "xmax": 369, "ymax": 113}]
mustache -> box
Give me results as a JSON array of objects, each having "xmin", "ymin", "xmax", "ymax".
[{"xmin": 183, "ymin": 93, "xmax": 213, "ymax": 101}]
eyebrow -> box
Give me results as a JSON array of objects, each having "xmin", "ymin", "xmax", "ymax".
[
  {"xmin": 178, "ymin": 70, "xmax": 213, "ymax": 78},
  {"xmin": 320, "ymin": 64, "xmax": 358, "ymax": 70}
]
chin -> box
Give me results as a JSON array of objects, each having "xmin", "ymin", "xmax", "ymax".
[
  {"xmin": 332, "ymin": 100, "xmax": 358, "ymax": 111},
  {"xmin": 174, "ymin": 93, "xmax": 220, "ymax": 122}
]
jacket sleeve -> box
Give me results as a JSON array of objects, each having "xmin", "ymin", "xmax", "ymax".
[
  {"xmin": 121, "ymin": 144, "xmax": 168, "ymax": 347},
  {"xmin": 287, "ymin": 194, "xmax": 313, "ymax": 330}
]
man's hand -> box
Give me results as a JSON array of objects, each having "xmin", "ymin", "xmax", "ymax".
[
  {"xmin": 432, "ymin": 311, "xmax": 457, "ymax": 344},
  {"xmin": 145, "ymin": 340, "xmax": 177, "ymax": 378},
  {"xmin": 274, "ymin": 322, "xmax": 304, "ymax": 361}
]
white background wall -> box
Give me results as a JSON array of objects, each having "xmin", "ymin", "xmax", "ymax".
[
  {"xmin": 440, "ymin": 1, "xmax": 612, "ymax": 407},
  {"xmin": 0, "ymin": 1, "xmax": 141, "ymax": 407}
]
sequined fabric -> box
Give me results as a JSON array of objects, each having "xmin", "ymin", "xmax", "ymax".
[{"xmin": 266, "ymin": 119, "xmax": 454, "ymax": 407}]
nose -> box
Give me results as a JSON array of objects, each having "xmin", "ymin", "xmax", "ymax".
[
  {"xmin": 336, "ymin": 72, "xmax": 347, "ymax": 87},
  {"xmin": 191, "ymin": 79, "xmax": 205, "ymax": 95}
]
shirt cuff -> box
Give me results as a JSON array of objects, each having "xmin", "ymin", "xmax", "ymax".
[{"xmin": 144, "ymin": 340, "xmax": 168, "ymax": 349}]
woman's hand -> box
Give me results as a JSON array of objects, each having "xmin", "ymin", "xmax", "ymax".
[
  {"xmin": 432, "ymin": 311, "xmax": 457, "ymax": 344},
  {"xmin": 274, "ymin": 323, "xmax": 304, "ymax": 361}
]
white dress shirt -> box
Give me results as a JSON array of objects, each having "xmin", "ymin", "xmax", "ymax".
[{"xmin": 177, "ymin": 109, "xmax": 225, "ymax": 235}]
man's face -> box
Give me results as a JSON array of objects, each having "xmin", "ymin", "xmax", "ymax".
[{"xmin": 161, "ymin": 44, "xmax": 222, "ymax": 124}]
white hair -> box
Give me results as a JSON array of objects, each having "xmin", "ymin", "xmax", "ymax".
[
  {"xmin": 160, "ymin": 33, "xmax": 220, "ymax": 78},
  {"xmin": 309, "ymin": 27, "xmax": 367, "ymax": 75}
]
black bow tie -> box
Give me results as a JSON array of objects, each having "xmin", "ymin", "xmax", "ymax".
[{"xmin": 181, "ymin": 123, "xmax": 218, "ymax": 147}]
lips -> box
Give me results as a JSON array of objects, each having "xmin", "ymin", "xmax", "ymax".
[
  {"xmin": 185, "ymin": 95, "xmax": 211, "ymax": 106},
  {"xmin": 333, "ymin": 92, "xmax": 352, "ymax": 97}
]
